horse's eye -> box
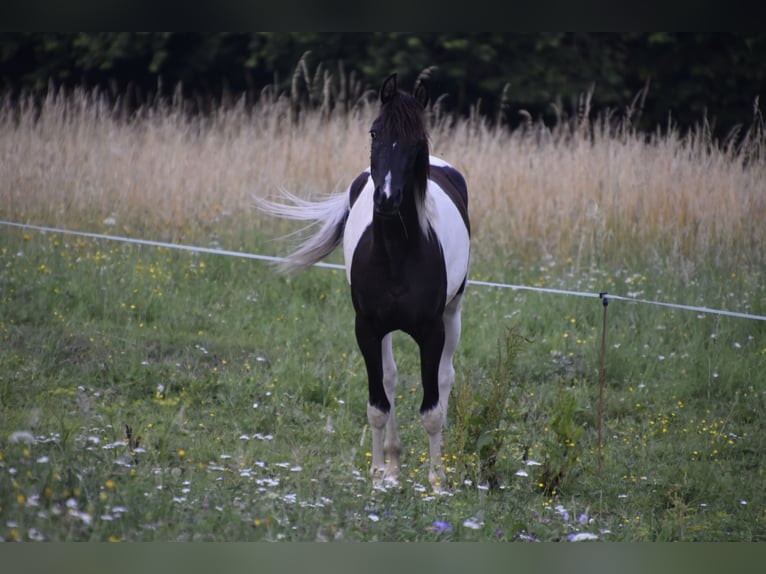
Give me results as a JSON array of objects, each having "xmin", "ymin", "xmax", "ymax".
[{"xmin": 370, "ymin": 130, "xmax": 377, "ymax": 140}]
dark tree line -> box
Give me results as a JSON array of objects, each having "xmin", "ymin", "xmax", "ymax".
[{"xmin": 2, "ymin": 32, "xmax": 764, "ymax": 137}]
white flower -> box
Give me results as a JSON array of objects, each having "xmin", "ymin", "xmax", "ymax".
[
  {"xmin": 28, "ymin": 528, "xmax": 46, "ymax": 541},
  {"xmin": 69, "ymin": 510, "xmax": 93, "ymax": 526},
  {"xmin": 462, "ymin": 518, "xmax": 483, "ymax": 530},
  {"xmin": 9, "ymin": 431, "xmax": 35, "ymax": 444},
  {"xmin": 569, "ymin": 532, "xmax": 599, "ymax": 542}
]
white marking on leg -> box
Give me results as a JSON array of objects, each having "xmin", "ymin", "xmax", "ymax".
[
  {"xmin": 421, "ymin": 404, "xmax": 446, "ymax": 492},
  {"xmin": 422, "ymin": 295, "xmax": 465, "ymax": 493},
  {"xmin": 381, "ymin": 333, "xmax": 401, "ymax": 483},
  {"xmin": 439, "ymin": 295, "xmax": 463, "ymax": 413},
  {"xmin": 367, "ymin": 403, "xmax": 388, "ymax": 484}
]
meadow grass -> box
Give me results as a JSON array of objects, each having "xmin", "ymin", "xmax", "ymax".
[{"xmin": 1, "ymin": 80, "xmax": 765, "ymax": 541}]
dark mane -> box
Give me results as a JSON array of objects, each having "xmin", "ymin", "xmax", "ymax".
[
  {"xmin": 379, "ymin": 92, "xmax": 428, "ymax": 145},
  {"xmin": 377, "ymin": 91, "xmax": 431, "ymax": 198}
]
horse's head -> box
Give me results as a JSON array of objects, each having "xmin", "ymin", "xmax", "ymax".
[{"xmin": 369, "ymin": 73, "xmax": 430, "ymax": 217}]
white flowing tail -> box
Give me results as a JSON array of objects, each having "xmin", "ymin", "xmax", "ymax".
[{"xmin": 254, "ymin": 189, "xmax": 349, "ymax": 273}]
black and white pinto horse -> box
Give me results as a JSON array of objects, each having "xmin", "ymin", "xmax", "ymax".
[{"xmin": 258, "ymin": 73, "xmax": 470, "ymax": 491}]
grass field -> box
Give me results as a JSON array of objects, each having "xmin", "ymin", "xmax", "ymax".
[{"xmin": 1, "ymin": 80, "xmax": 765, "ymax": 541}]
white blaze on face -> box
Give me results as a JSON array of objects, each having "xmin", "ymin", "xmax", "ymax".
[
  {"xmin": 381, "ymin": 141, "xmax": 396, "ymax": 198},
  {"xmin": 382, "ymin": 171, "xmax": 393, "ymax": 198}
]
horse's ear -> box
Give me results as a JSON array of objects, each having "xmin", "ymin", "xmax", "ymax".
[
  {"xmin": 380, "ymin": 73, "xmax": 398, "ymax": 104},
  {"xmin": 414, "ymin": 76, "xmax": 429, "ymax": 109}
]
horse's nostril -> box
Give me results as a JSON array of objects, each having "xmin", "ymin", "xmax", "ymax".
[
  {"xmin": 374, "ymin": 187, "xmax": 394, "ymax": 212},
  {"xmin": 375, "ymin": 194, "xmax": 398, "ymax": 214}
]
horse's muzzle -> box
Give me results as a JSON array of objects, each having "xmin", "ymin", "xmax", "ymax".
[{"xmin": 373, "ymin": 187, "xmax": 402, "ymax": 216}]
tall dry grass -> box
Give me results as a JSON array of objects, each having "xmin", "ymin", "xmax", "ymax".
[{"xmin": 1, "ymin": 80, "xmax": 764, "ymax": 273}]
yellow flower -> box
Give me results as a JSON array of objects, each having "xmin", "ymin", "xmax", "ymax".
[
  {"xmin": 105, "ymin": 479, "xmax": 116, "ymax": 489},
  {"xmin": 17, "ymin": 493, "xmax": 26, "ymax": 506},
  {"xmin": 178, "ymin": 449, "xmax": 186, "ymax": 458}
]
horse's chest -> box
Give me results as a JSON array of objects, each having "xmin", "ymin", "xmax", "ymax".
[{"xmin": 350, "ymin": 249, "xmax": 446, "ymax": 333}]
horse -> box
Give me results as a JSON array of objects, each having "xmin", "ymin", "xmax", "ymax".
[{"xmin": 257, "ymin": 73, "xmax": 470, "ymax": 492}]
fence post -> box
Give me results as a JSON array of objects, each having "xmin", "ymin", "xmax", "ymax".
[{"xmin": 598, "ymin": 292, "xmax": 609, "ymax": 478}]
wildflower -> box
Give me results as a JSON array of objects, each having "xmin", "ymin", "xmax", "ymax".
[
  {"xmin": 555, "ymin": 505, "xmax": 569, "ymax": 521},
  {"xmin": 430, "ymin": 521, "xmax": 453, "ymax": 534},
  {"xmin": 578, "ymin": 513, "xmax": 589, "ymax": 525},
  {"xmin": 462, "ymin": 518, "xmax": 483, "ymax": 530},
  {"xmin": 70, "ymin": 510, "xmax": 93, "ymax": 526},
  {"xmin": 568, "ymin": 532, "xmax": 599, "ymax": 542},
  {"xmin": 28, "ymin": 528, "xmax": 46, "ymax": 541},
  {"xmin": 515, "ymin": 531, "xmax": 537, "ymax": 542},
  {"xmin": 9, "ymin": 431, "xmax": 35, "ymax": 444}
]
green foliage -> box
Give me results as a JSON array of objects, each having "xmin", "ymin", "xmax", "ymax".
[
  {"xmin": 1, "ymin": 228, "xmax": 765, "ymax": 541},
  {"xmin": 537, "ymin": 382, "xmax": 587, "ymax": 495},
  {"xmin": 1, "ymin": 33, "xmax": 765, "ymax": 137},
  {"xmin": 448, "ymin": 327, "xmax": 528, "ymax": 488}
]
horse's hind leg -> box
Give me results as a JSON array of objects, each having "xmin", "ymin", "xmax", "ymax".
[
  {"xmin": 420, "ymin": 295, "xmax": 463, "ymax": 493},
  {"xmin": 417, "ymin": 317, "xmax": 448, "ymax": 492},
  {"xmin": 438, "ymin": 294, "xmax": 463, "ymax": 425}
]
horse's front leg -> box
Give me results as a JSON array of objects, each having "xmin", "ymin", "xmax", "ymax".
[
  {"xmin": 355, "ymin": 316, "xmax": 397, "ymax": 487},
  {"xmin": 380, "ymin": 333, "xmax": 401, "ymax": 482}
]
